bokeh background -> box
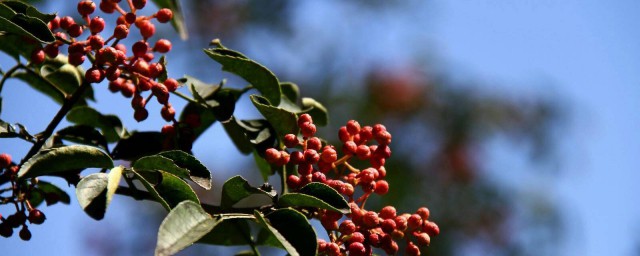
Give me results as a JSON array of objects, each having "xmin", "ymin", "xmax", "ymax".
[{"xmin": 1, "ymin": 0, "xmax": 639, "ymax": 255}]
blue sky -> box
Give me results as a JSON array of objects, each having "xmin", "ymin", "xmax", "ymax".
[{"xmin": 1, "ymin": 1, "xmax": 639, "ymax": 255}]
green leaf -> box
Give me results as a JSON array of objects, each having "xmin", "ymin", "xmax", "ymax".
[
  {"xmin": 0, "ymin": 11, "xmax": 54, "ymax": 43},
  {"xmin": 300, "ymin": 97, "xmax": 329, "ymax": 126},
  {"xmin": 41, "ymin": 63, "xmax": 92, "ymax": 100},
  {"xmin": 179, "ymin": 101, "xmax": 217, "ymax": 140},
  {"xmin": 278, "ymin": 193, "xmax": 349, "ymax": 214},
  {"xmin": 75, "ymin": 166, "xmax": 122, "ymax": 220},
  {"xmin": 222, "ymin": 117, "xmax": 254, "ymax": 155},
  {"xmin": 253, "ymin": 150, "xmax": 272, "ymax": 182},
  {"xmin": 55, "ymin": 125, "xmax": 109, "ymax": 150},
  {"xmin": 250, "ymin": 95, "xmax": 298, "ymax": 138},
  {"xmin": 204, "ymin": 48, "xmax": 281, "ymax": 105},
  {"xmin": 12, "ymin": 70, "xmax": 66, "ymax": 105},
  {"xmin": 198, "ymin": 215, "xmax": 255, "ymax": 246},
  {"xmin": 133, "ymin": 150, "xmax": 212, "ymax": 190},
  {"xmin": 254, "ymin": 209, "xmax": 317, "ymax": 256},
  {"xmin": 1, "ymin": 1, "xmax": 56, "ymax": 23},
  {"xmin": 150, "ymin": 0, "xmax": 187, "ymax": 40},
  {"xmin": 28, "ymin": 180, "xmax": 71, "ymax": 208},
  {"xmin": 295, "ymin": 182, "xmax": 350, "ymax": 213},
  {"xmin": 18, "ymin": 145, "xmax": 113, "ymax": 179},
  {"xmin": 221, "ymin": 175, "xmax": 274, "ymax": 209},
  {"xmin": 280, "ymin": 82, "xmax": 300, "ymax": 103},
  {"xmin": 158, "ymin": 150, "xmax": 212, "ymax": 190},
  {"xmin": 0, "ymin": 120, "xmax": 34, "ymax": 141},
  {"xmin": 155, "ymin": 201, "xmax": 216, "ymax": 256},
  {"xmin": 111, "ymin": 132, "xmax": 165, "ymax": 160},
  {"xmin": 66, "ymin": 106, "xmax": 126, "ymax": 143},
  {"xmin": 131, "ymin": 170, "xmax": 199, "ymax": 210},
  {"xmin": 184, "ymin": 75, "xmax": 221, "ymax": 104}
]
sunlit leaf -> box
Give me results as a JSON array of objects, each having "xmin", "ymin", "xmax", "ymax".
[
  {"xmin": 155, "ymin": 201, "xmax": 216, "ymax": 256},
  {"xmin": 18, "ymin": 145, "xmax": 113, "ymax": 179}
]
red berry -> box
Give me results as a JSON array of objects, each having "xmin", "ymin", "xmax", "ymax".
[
  {"xmin": 311, "ymin": 172, "xmax": 326, "ymax": 183},
  {"xmin": 362, "ymin": 211, "xmax": 379, "ymax": 228},
  {"xmin": 407, "ymin": 214, "xmax": 422, "ymax": 231},
  {"xmin": 338, "ymin": 126, "xmax": 350, "ymax": 142},
  {"xmin": 306, "ymin": 137, "xmax": 322, "ymax": 150},
  {"xmin": 359, "ymin": 126, "xmax": 373, "ymax": 141},
  {"xmin": 422, "ymin": 221, "xmax": 440, "ymax": 237},
  {"xmin": 320, "ymin": 147, "xmax": 337, "ymax": 163},
  {"xmin": 85, "ymin": 67, "xmax": 105, "ymax": 83},
  {"xmin": 149, "ymin": 63, "xmax": 164, "ymax": 78},
  {"xmin": 342, "ymin": 141, "xmax": 357, "ymax": 155},
  {"xmin": 342, "ymin": 183, "xmax": 354, "ymax": 196},
  {"xmin": 348, "ymin": 242, "xmax": 366, "ymax": 256},
  {"xmin": 88, "ymin": 34, "xmax": 104, "ymax": 50},
  {"xmin": 67, "ymin": 23, "xmax": 83, "ymax": 38},
  {"xmin": 133, "ymin": 59, "xmax": 150, "ymax": 76},
  {"xmin": 131, "ymin": 94, "xmax": 146, "ymax": 109},
  {"xmin": 68, "ymin": 52, "xmax": 86, "ymax": 66},
  {"xmin": 416, "ymin": 207, "xmax": 430, "ymax": 220},
  {"xmin": 289, "ymin": 151, "xmax": 304, "ymax": 164},
  {"xmin": 29, "ymin": 48, "xmax": 45, "ymax": 65},
  {"xmin": 283, "ymin": 134, "xmax": 299, "ymax": 148},
  {"xmin": 0, "ymin": 153, "xmax": 11, "ymax": 168},
  {"xmin": 379, "ymin": 206, "xmax": 396, "ymax": 220},
  {"xmin": 0, "ymin": 223, "xmax": 12, "ymax": 238},
  {"xmin": 121, "ymin": 82, "xmax": 136, "ymax": 98},
  {"xmin": 44, "ymin": 44, "xmax": 59, "ymax": 58},
  {"xmin": 416, "ymin": 232, "xmax": 431, "ymax": 246},
  {"xmin": 374, "ymin": 180, "xmax": 389, "ymax": 195},
  {"xmin": 299, "ymin": 122, "xmax": 316, "ymax": 137},
  {"xmin": 264, "ymin": 148, "xmax": 281, "ymax": 164},
  {"xmin": 346, "ymin": 120, "xmax": 361, "ymax": 135},
  {"xmin": 108, "ymin": 79, "xmax": 123, "ymax": 93},
  {"xmin": 153, "ymin": 39, "xmax": 172, "ymax": 53},
  {"xmin": 114, "ymin": 24, "xmax": 129, "ymax": 39},
  {"xmin": 99, "ymin": 0, "xmax": 116, "ymax": 13},
  {"xmin": 338, "ymin": 220, "xmax": 356, "ymax": 235},
  {"xmin": 89, "ymin": 16, "xmax": 105, "ymax": 34},
  {"xmin": 132, "ymin": 0, "xmax": 146, "ymax": 9},
  {"xmin": 347, "ymin": 231, "xmax": 365, "ymax": 244},
  {"xmin": 134, "ymin": 108, "xmax": 148, "ymax": 122},
  {"xmin": 375, "ymin": 130, "xmax": 392, "ymax": 145},
  {"xmin": 137, "ymin": 20, "xmax": 155, "ymax": 38},
  {"xmin": 286, "ymin": 175, "xmax": 301, "ymax": 190},
  {"xmin": 303, "ymin": 149, "xmax": 319, "ymax": 164},
  {"xmin": 156, "ymin": 8, "xmax": 173, "ymax": 23},
  {"xmin": 137, "ymin": 78, "xmax": 153, "ymax": 91},
  {"xmin": 161, "ymin": 104, "xmax": 175, "ymax": 122},
  {"xmin": 162, "ymin": 78, "xmax": 178, "ymax": 92},
  {"xmin": 59, "ymin": 16, "xmax": 75, "ymax": 30},
  {"xmin": 49, "ymin": 16, "xmax": 60, "ymax": 30},
  {"xmin": 143, "ymin": 52, "xmax": 154, "ymax": 62},
  {"xmin": 106, "ymin": 66, "xmax": 121, "ymax": 81},
  {"xmin": 125, "ymin": 12, "xmax": 136, "ymax": 24},
  {"xmin": 355, "ymin": 144, "xmax": 371, "ymax": 160},
  {"xmin": 297, "ymin": 163, "xmax": 313, "ymax": 175},
  {"xmin": 28, "ymin": 209, "xmax": 46, "ymax": 225},
  {"xmin": 381, "ymin": 218, "xmax": 396, "ymax": 233},
  {"xmin": 132, "ymin": 40, "xmax": 148, "ymax": 57},
  {"xmin": 152, "ymin": 83, "xmax": 169, "ymax": 104}
]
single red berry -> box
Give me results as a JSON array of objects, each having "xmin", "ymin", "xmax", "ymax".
[
  {"xmin": 114, "ymin": 24, "xmax": 129, "ymax": 39},
  {"xmin": 320, "ymin": 218, "xmax": 338, "ymax": 231},
  {"xmin": 348, "ymin": 242, "xmax": 366, "ymax": 256},
  {"xmin": 49, "ymin": 16, "xmax": 60, "ymax": 30},
  {"xmin": 282, "ymin": 134, "xmax": 298, "ymax": 148},
  {"xmin": 68, "ymin": 52, "xmax": 86, "ymax": 66},
  {"xmin": 375, "ymin": 130, "xmax": 392, "ymax": 145},
  {"xmin": 297, "ymin": 163, "xmax": 313, "ymax": 175},
  {"xmin": 355, "ymin": 144, "xmax": 371, "ymax": 160},
  {"xmin": 59, "ymin": 16, "xmax": 75, "ymax": 30},
  {"xmin": 342, "ymin": 141, "xmax": 357, "ymax": 155},
  {"xmin": 276, "ymin": 151, "xmax": 290, "ymax": 166},
  {"xmin": 362, "ymin": 211, "xmax": 379, "ymax": 228},
  {"xmin": 342, "ymin": 183, "xmax": 354, "ymax": 196},
  {"xmin": 416, "ymin": 232, "xmax": 431, "ymax": 246},
  {"xmin": 131, "ymin": 94, "xmax": 146, "ymax": 109},
  {"xmin": 383, "ymin": 240, "xmax": 399, "ymax": 255},
  {"xmin": 137, "ymin": 78, "xmax": 153, "ymax": 91},
  {"xmin": 347, "ymin": 231, "xmax": 365, "ymax": 244},
  {"xmin": 148, "ymin": 63, "xmax": 163, "ymax": 78},
  {"xmin": 161, "ymin": 104, "xmax": 175, "ymax": 122},
  {"xmin": 163, "ymin": 78, "xmax": 179, "ymax": 92},
  {"xmin": 286, "ymin": 175, "xmax": 301, "ymax": 190},
  {"xmin": 306, "ymin": 137, "xmax": 322, "ymax": 150},
  {"xmin": 300, "ymin": 122, "xmax": 316, "ymax": 137},
  {"xmin": 264, "ymin": 148, "xmax": 281, "ymax": 164},
  {"xmin": 115, "ymin": 43, "xmax": 127, "ymax": 54},
  {"xmin": 289, "ymin": 151, "xmax": 304, "ymax": 164},
  {"xmin": 143, "ymin": 52, "xmax": 154, "ymax": 62},
  {"xmin": 19, "ymin": 226, "xmax": 31, "ymax": 241},
  {"xmin": 125, "ymin": 12, "xmax": 136, "ymax": 24},
  {"xmin": 303, "ymin": 149, "xmax": 319, "ymax": 164},
  {"xmin": 133, "ymin": 59, "xmax": 150, "ymax": 76},
  {"xmin": 97, "ymin": 47, "xmax": 118, "ymax": 64},
  {"xmin": 381, "ymin": 218, "xmax": 396, "ymax": 233},
  {"xmin": 422, "ymin": 221, "xmax": 440, "ymax": 237},
  {"xmin": 153, "ymin": 39, "xmax": 172, "ymax": 53},
  {"xmin": 0, "ymin": 223, "xmax": 12, "ymax": 238},
  {"xmin": 89, "ymin": 16, "xmax": 105, "ymax": 34},
  {"xmin": 99, "ymin": 0, "xmax": 116, "ymax": 13},
  {"xmin": 67, "ymin": 23, "xmax": 83, "ymax": 38},
  {"xmin": 379, "ymin": 206, "xmax": 396, "ymax": 220},
  {"xmin": 44, "ymin": 44, "xmax": 59, "ymax": 58},
  {"xmin": 108, "ymin": 79, "xmax": 123, "ymax": 92},
  {"xmin": 361, "ymin": 181, "xmax": 376, "ymax": 194},
  {"xmin": 152, "ymin": 83, "xmax": 169, "ymax": 104},
  {"xmin": 68, "ymin": 42, "xmax": 86, "ymax": 54},
  {"xmin": 327, "ymin": 243, "xmax": 340, "ymax": 256},
  {"xmin": 0, "ymin": 153, "xmax": 11, "ymax": 168},
  {"xmin": 297, "ymin": 113, "xmax": 313, "ymax": 126},
  {"xmin": 85, "ymin": 67, "xmax": 105, "ymax": 83},
  {"xmin": 161, "ymin": 124, "xmax": 176, "ymax": 135},
  {"xmin": 346, "ymin": 120, "xmax": 361, "ymax": 135},
  {"xmin": 134, "ymin": 108, "xmax": 148, "ymax": 122},
  {"xmin": 137, "ymin": 20, "xmax": 155, "ymax": 38},
  {"xmin": 156, "ymin": 8, "xmax": 173, "ymax": 23},
  {"xmin": 394, "ymin": 215, "xmax": 408, "ymax": 231},
  {"xmin": 132, "ymin": 40, "xmax": 148, "ymax": 57},
  {"xmin": 132, "ymin": 0, "xmax": 146, "ymax": 9},
  {"xmin": 106, "ymin": 66, "xmax": 121, "ymax": 81},
  {"xmin": 374, "ymin": 180, "xmax": 389, "ymax": 195},
  {"xmin": 416, "ymin": 207, "xmax": 430, "ymax": 220},
  {"xmin": 88, "ymin": 34, "xmax": 104, "ymax": 50},
  {"xmin": 311, "ymin": 172, "xmax": 326, "ymax": 183},
  {"xmin": 406, "ymin": 242, "xmax": 420, "ymax": 256},
  {"xmin": 30, "ymin": 48, "xmax": 45, "ymax": 64},
  {"xmin": 320, "ymin": 147, "xmax": 337, "ymax": 163},
  {"xmin": 77, "ymin": 0, "xmax": 96, "ymax": 16},
  {"xmin": 27, "ymin": 209, "xmax": 46, "ymax": 225},
  {"xmin": 338, "ymin": 220, "xmax": 356, "ymax": 235},
  {"xmin": 359, "ymin": 126, "xmax": 373, "ymax": 141},
  {"xmin": 407, "ymin": 214, "xmax": 422, "ymax": 231},
  {"xmin": 338, "ymin": 126, "xmax": 350, "ymax": 142},
  {"xmin": 121, "ymin": 81, "xmax": 136, "ymax": 97}
]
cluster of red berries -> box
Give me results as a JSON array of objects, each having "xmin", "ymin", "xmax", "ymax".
[
  {"xmin": 0, "ymin": 153, "xmax": 47, "ymax": 241},
  {"xmin": 264, "ymin": 114, "xmax": 439, "ymax": 255},
  {"xmin": 30, "ymin": 0, "xmax": 180, "ymax": 122}
]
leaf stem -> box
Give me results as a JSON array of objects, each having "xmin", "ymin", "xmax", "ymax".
[{"xmin": 21, "ymin": 81, "xmax": 92, "ymax": 165}]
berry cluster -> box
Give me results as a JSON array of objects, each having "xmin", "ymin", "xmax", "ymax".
[
  {"xmin": 31, "ymin": 0, "xmax": 179, "ymax": 122},
  {"xmin": 264, "ymin": 114, "xmax": 439, "ymax": 255},
  {"xmin": 0, "ymin": 153, "xmax": 47, "ymax": 241}
]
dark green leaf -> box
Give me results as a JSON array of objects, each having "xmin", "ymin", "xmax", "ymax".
[
  {"xmin": 150, "ymin": 0, "xmax": 187, "ymax": 40},
  {"xmin": 198, "ymin": 215, "xmax": 255, "ymax": 246},
  {"xmin": 0, "ymin": 12, "xmax": 54, "ymax": 43},
  {"xmin": 222, "ymin": 117, "xmax": 254, "ymax": 155},
  {"xmin": 55, "ymin": 125, "xmax": 109, "ymax": 150},
  {"xmin": 133, "ymin": 155, "xmax": 189, "ymax": 178},
  {"xmin": 66, "ymin": 106, "xmax": 126, "ymax": 143},
  {"xmin": 0, "ymin": 34, "xmax": 38, "ymax": 60},
  {"xmin": 27, "ymin": 180, "xmax": 71, "ymax": 208},
  {"xmin": 184, "ymin": 75, "xmax": 221, "ymax": 103},
  {"xmin": 250, "ymin": 95, "xmax": 298, "ymax": 138},
  {"xmin": 158, "ymin": 150, "xmax": 212, "ymax": 190},
  {"xmin": 221, "ymin": 175, "xmax": 274, "ymax": 209},
  {"xmin": 204, "ymin": 48, "xmax": 281, "ymax": 105},
  {"xmin": 41, "ymin": 62, "xmax": 94, "ymax": 100},
  {"xmin": 297, "ymin": 182, "xmax": 349, "ymax": 213},
  {"xmin": 75, "ymin": 166, "xmax": 122, "ymax": 220},
  {"xmin": 300, "ymin": 97, "xmax": 329, "ymax": 126},
  {"xmin": 253, "ymin": 150, "xmax": 272, "ymax": 182},
  {"xmin": 132, "ymin": 170, "xmax": 199, "ymax": 210},
  {"xmin": 254, "ymin": 209, "xmax": 317, "ymax": 256},
  {"xmin": 256, "ymin": 226, "xmax": 283, "ymax": 248},
  {"xmin": 0, "ymin": 120, "xmax": 34, "ymax": 141},
  {"xmin": 179, "ymin": 101, "xmax": 217, "ymax": 140},
  {"xmin": 1, "ymin": 1, "xmax": 55, "ymax": 23},
  {"xmin": 155, "ymin": 201, "xmax": 216, "ymax": 256},
  {"xmin": 18, "ymin": 145, "xmax": 113, "ymax": 179},
  {"xmin": 280, "ymin": 82, "xmax": 299, "ymax": 103},
  {"xmin": 111, "ymin": 132, "xmax": 165, "ymax": 160},
  {"xmin": 278, "ymin": 193, "xmax": 349, "ymax": 214}
]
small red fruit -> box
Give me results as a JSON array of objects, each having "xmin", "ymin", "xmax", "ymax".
[
  {"xmin": 153, "ymin": 39, "xmax": 172, "ymax": 53},
  {"xmin": 0, "ymin": 153, "xmax": 11, "ymax": 168},
  {"xmin": 156, "ymin": 8, "xmax": 173, "ymax": 23}
]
